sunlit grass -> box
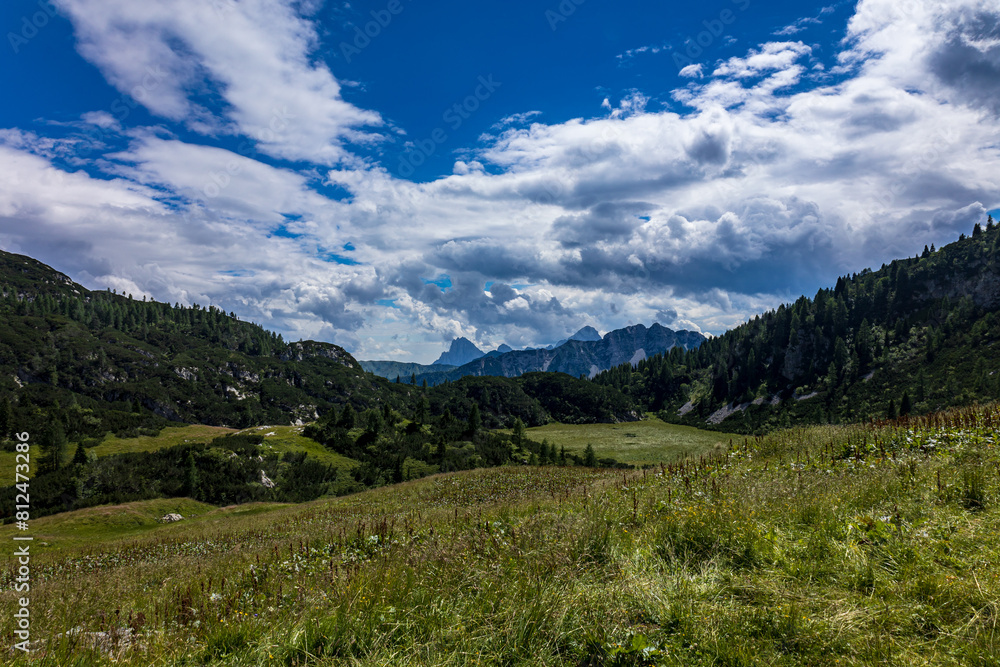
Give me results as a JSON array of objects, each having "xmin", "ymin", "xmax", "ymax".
[
  {"xmin": 3, "ymin": 405, "xmax": 999, "ymax": 665},
  {"xmin": 525, "ymin": 414, "xmax": 728, "ymax": 464},
  {"xmin": 91, "ymin": 424, "xmax": 237, "ymax": 457},
  {"xmin": 90, "ymin": 423, "xmax": 359, "ymax": 471}
]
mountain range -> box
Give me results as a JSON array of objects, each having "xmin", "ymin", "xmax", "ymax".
[
  {"xmin": 414, "ymin": 324, "xmax": 705, "ymax": 385},
  {"xmin": 362, "ymin": 325, "xmax": 704, "ymax": 385}
]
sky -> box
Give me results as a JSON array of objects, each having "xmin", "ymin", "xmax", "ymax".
[{"xmin": 1, "ymin": 0, "xmax": 999, "ymax": 363}]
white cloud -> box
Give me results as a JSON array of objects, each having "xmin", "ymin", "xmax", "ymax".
[
  {"xmin": 679, "ymin": 64, "xmax": 704, "ymax": 79},
  {"xmin": 54, "ymin": 0, "xmax": 382, "ymax": 164},
  {"xmin": 713, "ymin": 41, "xmax": 813, "ymax": 78},
  {"xmin": 3, "ymin": 0, "xmax": 1000, "ymax": 362}
]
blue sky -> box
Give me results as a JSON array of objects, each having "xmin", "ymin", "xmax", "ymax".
[{"xmin": 1, "ymin": 0, "xmax": 998, "ymax": 362}]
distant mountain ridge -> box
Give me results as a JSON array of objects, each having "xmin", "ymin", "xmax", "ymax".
[
  {"xmin": 416, "ymin": 323, "xmax": 705, "ymax": 385},
  {"xmin": 358, "ymin": 360, "xmax": 457, "ymax": 380},
  {"xmin": 549, "ymin": 325, "xmax": 602, "ymax": 349}
]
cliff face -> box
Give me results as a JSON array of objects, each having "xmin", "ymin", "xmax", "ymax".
[{"xmin": 418, "ymin": 324, "xmax": 706, "ymax": 384}]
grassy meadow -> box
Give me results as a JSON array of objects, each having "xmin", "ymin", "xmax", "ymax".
[
  {"xmin": 23, "ymin": 424, "xmax": 360, "ymax": 474},
  {"xmin": 525, "ymin": 416, "xmax": 729, "ymax": 465},
  {"xmin": 2, "ymin": 407, "xmax": 1000, "ymax": 665}
]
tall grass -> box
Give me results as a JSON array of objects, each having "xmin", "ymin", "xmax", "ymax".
[{"xmin": 2, "ymin": 406, "xmax": 999, "ymax": 665}]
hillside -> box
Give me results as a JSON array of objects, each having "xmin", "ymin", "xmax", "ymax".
[
  {"xmin": 358, "ymin": 360, "xmax": 457, "ymax": 381},
  {"xmin": 595, "ymin": 216, "xmax": 1000, "ymax": 433},
  {"xmin": 0, "ymin": 249, "xmax": 644, "ymax": 521},
  {"xmin": 2, "ymin": 404, "xmax": 997, "ymax": 665},
  {"xmin": 0, "ymin": 250, "xmax": 401, "ymax": 432},
  {"xmin": 417, "ymin": 323, "xmax": 706, "ymax": 385}
]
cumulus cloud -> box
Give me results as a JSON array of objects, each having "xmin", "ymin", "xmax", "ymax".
[
  {"xmin": 53, "ymin": 0, "xmax": 382, "ymax": 164},
  {"xmin": 3, "ymin": 0, "xmax": 999, "ymax": 362},
  {"xmin": 712, "ymin": 41, "xmax": 813, "ymax": 78}
]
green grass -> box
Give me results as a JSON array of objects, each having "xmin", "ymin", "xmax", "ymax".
[
  {"xmin": 91, "ymin": 424, "xmax": 238, "ymax": 457},
  {"xmin": 234, "ymin": 424, "xmax": 359, "ymax": 470},
  {"xmin": 0, "ymin": 497, "xmax": 220, "ymax": 551},
  {"xmin": 89, "ymin": 423, "xmax": 358, "ymax": 471},
  {"xmin": 3, "ymin": 405, "xmax": 1000, "ymax": 665},
  {"xmin": 525, "ymin": 415, "xmax": 729, "ymax": 464}
]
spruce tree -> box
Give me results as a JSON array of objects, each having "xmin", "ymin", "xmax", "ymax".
[
  {"xmin": 40, "ymin": 421, "xmax": 67, "ymax": 473},
  {"xmin": 467, "ymin": 404, "xmax": 481, "ymax": 436},
  {"xmin": 415, "ymin": 396, "xmax": 429, "ymax": 425},
  {"xmin": 339, "ymin": 404, "xmax": 357, "ymax": 429},
  {"xmin": 183, "ymin": 450, "xmax": 199, "ymax": 497},
  {"xmin": 583, "ymin": 443, "xmax": 597, "ymax": 467},
  {"xmin": 511, "ymin": 418, "xmax": 525, "ymax": 448},
  {"xmin": 72, "ymin": 442, "xmax": 88, "ymax": 466},
  {"xmin": 0, "ymin": 396, "xmax": 10, "ymax": 440},
  {"xmin": 900, "ymin": 391, "xmax": 912, "ymax": 416}
]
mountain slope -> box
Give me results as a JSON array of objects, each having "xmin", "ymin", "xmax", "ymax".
[
  {"xmin": 0, "ymin": 250, "xmax": 410, "ymax": 434},
  {"xmin": 359, "ymin": 360, "xmax": 456, "ymax": 380},
  {"xmin": 549, "ymin": 325, "xmax": 603, "ymax": 349},
  {"xmin": 595, "ymin": 217, "xmax": 1000, "ymax": 432},
  {"xmin": 417, "ymin": 324, "xmax": 705, "ymax": 385}
]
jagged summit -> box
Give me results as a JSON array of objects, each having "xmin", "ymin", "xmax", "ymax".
[
  {"xmin": 433, "ymin": 337, "xmax": 485, "ymax": 366},
  {"xmin": 549, "ymin": 326, "xmax": 602, "ymax": 349}
]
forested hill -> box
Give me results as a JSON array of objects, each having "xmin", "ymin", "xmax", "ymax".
[
  {"xmin": 595, "ymin": 216, "xmax": 1000, "ymax": 432},
  {"xmin": 0, "ymin": 250, "xmax": 639, "ymax": 440},
  {"xmin": 0, "ymin": 250, "xmax": 406, "ymax": 432}
]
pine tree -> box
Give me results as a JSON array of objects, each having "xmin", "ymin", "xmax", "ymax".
[
  {"xmin": 467, "ymin": 404, "xmax": 481, "ymax": 435},
  {"xmin": 183, "ymin": 450, "xmax": 199, "ymax": 497},
  {"xmin": 0, "ymin": 396, "xmax": 10, "ymax": 440},
  {"xmin": 338, "ymin": 404, "xmax": 357, "ymax": 429},
  {"xmin": 415, "ymin": 396, "xmax": 429, "ymax": 425},
  {"xmin": 511, "ymin": 418, "xmax": 525, "ymax": 448},
  {"xmin": 39, "ymin": 421, "xmax": 67, "ymax": 473}
]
